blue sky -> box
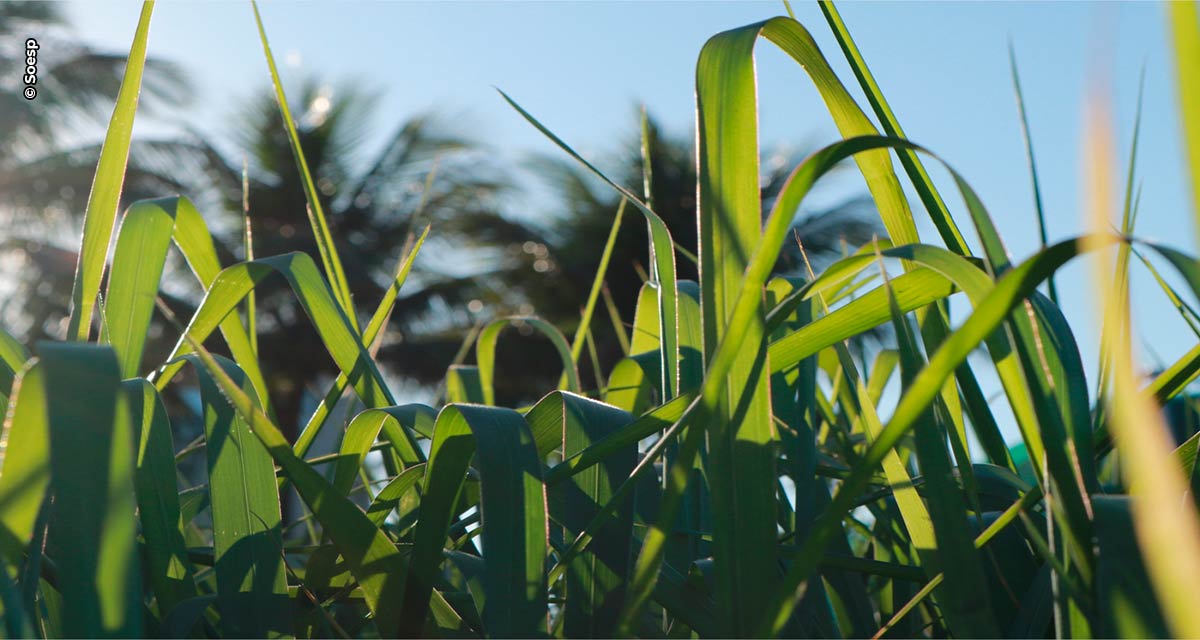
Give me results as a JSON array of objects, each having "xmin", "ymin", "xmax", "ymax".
[{"xmin": 66, "ymin": 1, "xmax": 1196, "ymax": 421}]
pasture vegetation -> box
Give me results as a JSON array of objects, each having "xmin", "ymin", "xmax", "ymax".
[{"xmin": 4, "ymin": 1, "xmax": 1200, "ymax": 638}]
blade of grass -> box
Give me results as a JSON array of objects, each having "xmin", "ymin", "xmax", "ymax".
[
  {"xmin": 476, "ymin": 316, "xmax": 579, "ymax": 406},
  {"xmin": 403, "ymin": 404, "xmax": 548, "ymax": 637},
  {"xmin": 250, "ymin": 1, "xmax": 356, "ymax": 326},
  {"xmin": 153, "ymin": 253, "xmax": 395, "ymax": 413},
  {"xmin": 179, "ymin": 355, "xmax": 288, "ymax": 637},
  {"xmin": 66, "ymin": 2, "xmax": 156, "ymax": 341},
  {"xmin": 501, "ymin": 91, "xmax": 681, "ymax": 399},
  {"xmin": 560, "ymin": 199, "xmax": 626, "ymax": 388},
  {"xmin": 124, "ymin": 379, "xmax": 197, "ymax": 615},
  {"xmin": 1084, "ymin": 94, "xmax": 1200, "ymax": 636},
  {"xmin": 107, "ymin": 196, "xmax": 270, "ymax": 413},
  {"xmin": 41, "ymin": 343, "xmax": 141, "ymax": 637},
  {"xmin": 293, "ymin": 226, "xmax": 429, "ymax": 459},
  {"xmin": 365, "ymin": 463, "xmax": 425, "ymax": 528},
  {"xmin": 555, "ymin": 393, "xmax": 635, "ymax": 638},
  {"xmin": 1009, "ymin": 44, "xmax": 1056, "ymax": 303},
  {"xmin": 0, "ymin": 328, "xmax": 29, "ymax": 409},
  {"xmin": 879, "ymin": 255, "xmax": 1001, "ymax": 636},
  {"xmin": 0, "ymin": 361, "xmax": 48, "ymax": 564},
  {"xmin": 600, "ymin": 284, "xmax": 630, "ymax": 356},
  {"xmin": 242, "ymin": 158, "xmax": 257, "ymax": 357},
  {"xmin": 333, "ymin": 405, "xmax": 432, "ymax": 493},
  {"xmin": 693, "ymin": 25, "xmax": 780, "ymax": 633},
  {"xmin": 817, "ymin": 2, "xmax": 969, "ymax": 254}
]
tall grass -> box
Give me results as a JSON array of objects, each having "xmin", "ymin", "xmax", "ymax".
[{"xmin": 2, "ymin": 1, "xmax": 1200, "ymax": 637}]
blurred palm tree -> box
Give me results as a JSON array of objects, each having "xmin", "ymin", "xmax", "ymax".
[
  {"xmin": 185, "ymin": 80, "xmax": 543, "ymax": 436},
  {"xmin": 191, "ymin": 93, "xmax": 882, "ymax": 427},
  {"xmin": 0, "ymin": 1, "xmax": 193, "ymax": 341}
]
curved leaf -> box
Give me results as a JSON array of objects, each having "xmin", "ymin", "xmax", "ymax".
[
  {"xmin": 404, "ymin": 404, "xmax": 547, "ymax": 637},
  {"xmin": 154, "ymin": 253, "xmax": 393, "ymax": 414},
  {"xmin": 476, "ymin": 316, "xmax": 578, "ymax": 406}
]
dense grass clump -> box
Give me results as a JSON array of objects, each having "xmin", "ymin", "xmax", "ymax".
[{"xmin": 5, "ymin": 1, "xmax": 1200, "ymax": 638}]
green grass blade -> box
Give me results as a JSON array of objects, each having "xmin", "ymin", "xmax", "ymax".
[
  {"xmin": 179, "ymin": 337, "xmax": 432, "ymax": 638},
  {"xmin": 1093, "ymin": 241, "xmax": 1200, "ymax": 456},
  {"xmin": 179, "ymin": 355, "xmax": 288, "ymax": 637},
  {"xmin": 501, "ymin": 91, "xmax": 681, "ymax": 399},
  {"xmin": 691, "ymin": 27, "xmax": 782, "ymax": 629},
  {"xmin": 880, "ymin": 260, "xmax": 1001, "ymax": 636},
  {"xmin": 600, "ymin": 285, "xmax": 630, "ymax": 356},
  {"xmin": 768, "ymin": 265, "xmax": 956, "ymax": 370},
  {"xmin": 334, "ymin": 405, "xmax": 430, "ymax": 493},
  {"xmin": 818, "ymin": 2, "xmax": 970, "ymax": 254},
  {"xmin": 445, "ymin": 365, "xmax": 486, "ymax": 405},
  {"xmin": 0, "ymin": 331, "xmax": 25, "ymax": 377},
  {"xmin": 629, "ymin": 281, "xmax": 662, "ymax": 356},
  {"xmin": 1150, "ymin": 342, "xmax": 1200, "ymax": 407},
  {"xmin": 250, "ymin": 1, "xmax": 356, "ymax": 327},
  {"xmin": 830, "ymin": 344, "xmax": 937, "ymax": 578},
  {"xmin": 957, "ymin": 359, "xmax": 1016, "ymax": 470},
  {"xmin": 524, "ymin": 391, "xmax": 578, "ymax": 458},
  {"xmin": 241, "ymin": 160, "xmax": 257, "ymax": 357},
  {"xmin": 366, "ymin": 463, "xmax": 426, "ymax": 527},
  {"xmin": 107, "ymin": 196, "xmax": 269, "ymax": 413},
  {"xmin": 694, "ymin": 26, "xmax": 780, "ymax": 632},
  {"xmin": 40, "ymin": 343, "xmax": 141, "ymax": 637},
  {"xmin": 105, "ymin": 201, "xmax": 174, "ymax": 378},
  {"xmin": 154, "ymin": 253, "xmax": 394, "ymax": 412},
  {"xmin": 123, "ymin": 379, "xmax": 196, "ymax": 615},
  {"xmin": 0, "ymin": 361, "xmax": 49, "ymax": 563},
  {"xmin": 602, "ymin": 354, "xmax": 654, "ymax": 414},
  {"xmin": 545, "ymin": 393, "xmax": 693, "ymax": 487},
  {"xmin": 0, "ymin": 328, "xmax": 29, "ymax": 410},
  {"xmin": 555, "ymin": 395, "xmax": 702, "ymax": 601},
  {"xmin": 551, "ymin": 393, "xmax": 635, "ymax": 638},
  {"xmin": 564, "ymin": 199, "xmax": 625, "ymax": 378},
  {"xmin": 294, "ymin": 226, "xmax": 429, "ymax": 459},
  {"xmin": 1086, "ymin": 187, "xmax": 1200, "ymax": 638},
  {"xmin": 66, "ymin": 2, "xmax": 156, "ymax": 341},
  {"xmin": 1009, "ymin": 45, "xmax": 1056, "ymax": 303},
  {"xmin": 1027, "ymin": 291, "xmax": 1096, "ymax": 490},
  {"xmin": 405, "ymin": 405, "xmax": 548, "ymax": 637},
  {"xmin": 758, "ymin": 17, "xmax": 920, "ymax": 246}
]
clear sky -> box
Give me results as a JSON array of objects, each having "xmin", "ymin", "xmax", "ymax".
[{"xmin": 65, "ymin": 1, "xmax": 1197, "ymax": 427}]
